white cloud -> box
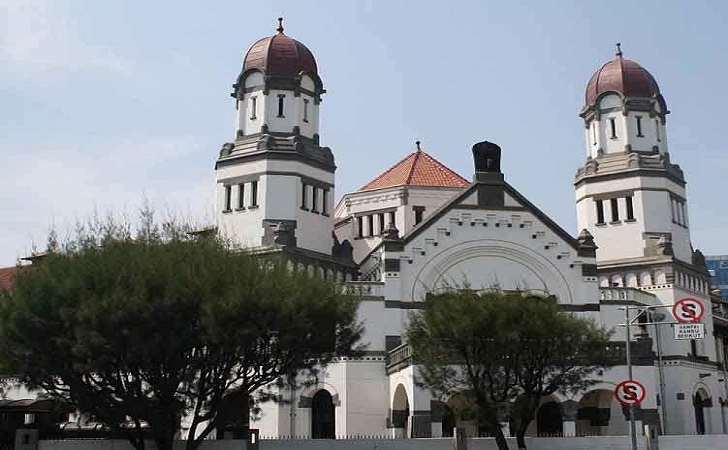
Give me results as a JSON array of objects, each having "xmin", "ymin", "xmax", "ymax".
[{"xmin": 0, "ymin": 0, "xmax": 133, "ymax": 75}]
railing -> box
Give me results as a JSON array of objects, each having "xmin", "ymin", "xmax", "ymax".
[
  {"xmin": 385, "ymin": 344, "xmax": 412, "ymax": 374},
  {"xmin": 385, "ymin": 339, "xmax": 655, "ymax": 375},
  {"xmin": 599, "ymin": 287, "xmax": 658, "ymax": 305},
  {"xmin": 344, "ymin": 281, "xmax": 384, "ymax": 298}
]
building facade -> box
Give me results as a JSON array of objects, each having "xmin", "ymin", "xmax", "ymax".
[
  {"xmin": 2, "ymin": 21, "xmax": 728, "ymax": 442},
  {"xmin": 706, "ymin": 256, "xmax": 728, "ymax": 302},
  {"xmin": 210, "ymin": 26, "xmax": 728, "ymax": 439}
]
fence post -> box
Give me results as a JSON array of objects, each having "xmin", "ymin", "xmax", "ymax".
[{"xmin": 453, "ymin": 427, "xmax": 467, "ymax": 450}]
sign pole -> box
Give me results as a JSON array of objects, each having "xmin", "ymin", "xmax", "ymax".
[
  {"xmin": 652, "ymin": 315, "xmax": 668, "ymax": 435},
  {"xmin": 624, "ymin": 306, "xmax": 638, "ymax": 450}
]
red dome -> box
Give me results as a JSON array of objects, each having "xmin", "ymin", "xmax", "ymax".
[
  {"xmin": 243, "ymin": 29, "xmax": 317, "ymax": 77},
  {"xmin": 585, "ymin": 50, "xmax": 665, "ymax": 109}
]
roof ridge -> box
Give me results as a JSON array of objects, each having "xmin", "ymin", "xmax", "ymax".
[{"xmin": 405, "ymin": 148, "xmax": 423, "ymax": 185}]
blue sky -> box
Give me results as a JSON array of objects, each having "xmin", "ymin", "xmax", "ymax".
[{"xmin": 2, "ymin": 0, "xmax": 727, "ymax": 266}]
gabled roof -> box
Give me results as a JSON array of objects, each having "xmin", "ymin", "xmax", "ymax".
[{"xmin": 358, "ymin": 145, "xmax": 469, "ymax": 192}]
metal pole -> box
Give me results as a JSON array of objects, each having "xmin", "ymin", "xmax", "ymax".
[
  {"xmin": 625, "ymin": 307, "xmax": 637, "ymax": 450},
  {"xmin": 653, "ymin": 317, "xmax": 668, "ymax": 435}
]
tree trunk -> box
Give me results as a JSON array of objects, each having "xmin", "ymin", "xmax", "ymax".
[
  {"xmin": 516, "ymin": 428, "xmax": 527, "ymax": 450},
  {"xmin": 492, "ymin": 425, "xmax": 510, "ymax": 450}
]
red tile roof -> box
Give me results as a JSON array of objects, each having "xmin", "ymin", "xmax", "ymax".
[
  {"xmin": 0, "ymin": 266, "xmax": 24, "ymax": 292},
  {"xmin": 358, "ymin": 146, "xmax": 470, "ymax": 192}
]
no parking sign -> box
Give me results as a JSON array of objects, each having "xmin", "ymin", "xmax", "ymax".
[
  {"xmin": 672, "ymin": 298, "xmax": 705, "ymax": 323},
  {"xmin": 615, "ymin": 380, "xmax": 646, "ymax": 407}
]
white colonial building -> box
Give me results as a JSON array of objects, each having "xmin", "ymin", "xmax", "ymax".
[
  {"xmin": 2, "ymin": 21, "xmax": 727, "ymax": 444},
  {"xmin": 210, "ymin": 25, "xmax": 728, "ymax": 439}
]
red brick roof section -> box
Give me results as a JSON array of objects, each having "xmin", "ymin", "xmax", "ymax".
[
  {"xmin": 358, "ymin": 147, "xmax": 470, "ymax": 192},
  {"xmin": 0, "ymin": 266, "xmax": 24, "ymax": 292}
]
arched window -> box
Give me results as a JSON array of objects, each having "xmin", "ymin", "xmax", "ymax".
[{"xmin": 311, "ymin": 390, "xmax": 335, "ymax": 439}]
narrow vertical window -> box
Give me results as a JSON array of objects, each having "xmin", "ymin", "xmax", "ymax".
[
  {"xmin": 378, "ymin": 213, "xmax": 385, "ymax": 234},
  {"xmin": 311, "ymin": 186, "xmax": 319, "ymax": 213},
  {"xmin": 681, "ymin": 202, "xmax": 688, "ymax": 227},
  {"xmin": 277, "ymin": 94, "xmax": 285, "ymax": 118},
  {"xmin": 250, "ymin": 97, "xmax": 257, "ymax": 120},
  {"xmin": 238, "ymin": 184, "xmax": 245, "ymax": 209},
  {"xmin": 367, "ymin": 215, "xmax": 374, "ymax": 237},
  {"xmin": 656, "ymin": 120, "xmax": 661, "ymax": 142},
  {"xmin": 591, "ymin": 122, "xmax": 597, "ymax": 145},
  {"xmin": 250, "ymin": 180, "xmax": 258, "ymax": 207},
  {"xmin": 625, "ymin": 196, "xmax": 634, "ymax": 221},
  {"xmin": 321, "ymin": 189, "xmax": 328, "ymax": 215},
  {"xmin": 636, "ymin": 116, "xmax": 643, "ymax": 137},
  {"xmin": 357, "ymin": 216, "xmax": 363, "ymax": 238},
  {"xmin": 596, "ymin": 199, "xmax": 605, "ymax": 224},
  {"xmin": 610, "ymin": 198, "xmax": 619, "ymax": 222},
  {"xmin": 301, "ymin": 183, "xmax": 308, "ymax": 209},
  {"xmin": 609, "ymin": 118, "xmax": 617, "ymax": 138},
  {"xmin": 414, "ymin": 206, "xmax": 425, "ymax": 225},
  {"xmin": 303, "ymin": 99, "xmax": 309, "ymax": 122},
  {"xmin": 388, "ymin": 211, "xmax": 395, "ymax": 228},
  {"xmin": 224, "ymin": 185, "xmax": 232, "ymax": 211}
]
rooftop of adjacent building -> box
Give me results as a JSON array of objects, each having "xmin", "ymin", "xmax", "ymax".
[{"xmin": 0, "ymin": 265, "xmax": 25, "ymax": 291}]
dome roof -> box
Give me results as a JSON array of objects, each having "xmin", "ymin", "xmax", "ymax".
[
  {"xmin": 584, "ymin": 46, "xmax": 665, "ymax": 110},
  {"xmin": 243, "ymin": 19, "xmax": 317, "ymax": 77}
]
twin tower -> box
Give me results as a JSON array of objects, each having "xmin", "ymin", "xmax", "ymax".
[{"xmin": 215, "ymin": 24, "xmax": 701, "ymax": 290}]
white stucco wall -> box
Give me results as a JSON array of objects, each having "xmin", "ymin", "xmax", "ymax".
[{"xmin": 575, "ymin": 175, "xmax": 692, "ymax": 263}]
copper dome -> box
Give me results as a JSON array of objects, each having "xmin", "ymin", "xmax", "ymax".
[
  {"xmin": 243, "ymin": 22, "xmax": 317, "ymax": 77},
  {"xmin": 585, "ymin": 49, "xmax": 665, "ymax": 110}
]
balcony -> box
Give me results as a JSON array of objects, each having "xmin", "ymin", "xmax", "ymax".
[
  {"xmin": 599, "ymin": 287, "xmax": 659, "ymax": 306},
  {"xmin": 385, "ymin": 344, "xmax": 412, "ymax": 375},
  {"xmin": 344, "ymin": 281, "xmax": 384, "ymax": 298}
]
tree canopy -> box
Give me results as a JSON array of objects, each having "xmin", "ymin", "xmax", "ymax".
[
  {"xmin": 406, "ymin": 290, "xmax": 611, "ymax": 450},
  {"xmin": 0, "ymin": 216, "xmax": 363, "ymax": 450}
]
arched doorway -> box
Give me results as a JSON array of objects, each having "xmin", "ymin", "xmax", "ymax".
[
  {"xmin": 441, "ymin": 404, "xmax": 456, "ymax": 438},
  {"xmin": 215, "ymin": 392, "xmax": 250, "ymax": 439},
  {"xmin": 391, "ymin": 384, "xmax": 410, "ymax": 437},
  {"xmin": 537, "ymin": 402, "xmax": 563, "ymax": 436},
  {"xmin": 311, "ymin": 390, "xmax": 335, "ymax": 439},
  {"xmin": 693, "ymin": 388, "xmax": 711, "ymax": 435}
]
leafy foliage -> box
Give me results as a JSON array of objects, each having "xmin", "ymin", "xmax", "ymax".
[
  {"xmin": 0, "ymin": 214, "xmax": 363, "ymax": 450},
  {"xmin": 406, "ymin": 290, "xmax": 611, "ymax": 450}
]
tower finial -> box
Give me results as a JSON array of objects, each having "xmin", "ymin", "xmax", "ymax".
[
  {"xmin": 615, "ymin": 42, "xmax": 623, "ymax": 59},
  {"xmin": 415, "ymin": 140, "xmax": 421, "ymax": 151},
  {"xmin": 277, "ymin": 17, "xmax": 284, "ymax": 34}
]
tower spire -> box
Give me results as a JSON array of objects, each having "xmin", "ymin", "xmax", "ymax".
[
  {"xmin": 615, "ymin": 42, "xmax": 623, "ymax": 59},
  {"xmin": 415, "ymin": 140, "xmax": 422, "ymax": 152},
  {"xmin": 277, "ymin": 17, "xmax": 284, "ymax": 34}
]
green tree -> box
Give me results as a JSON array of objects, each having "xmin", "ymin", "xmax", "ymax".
[
  {"xmin": 0, "ymin": 216, "xmax": 363, "ymax": 450},
  {"xmin": 406, "ymin": 290, "xmax": 610, "ymax": 450}
]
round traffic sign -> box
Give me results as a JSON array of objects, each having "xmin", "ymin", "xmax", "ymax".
[
  {"xmin": 672, "ymin": 298, "xmax": 705, "ymax": 323},
  {"xmin": 614, "ymin": 380, "xmax": 646, "ymax": 406}
]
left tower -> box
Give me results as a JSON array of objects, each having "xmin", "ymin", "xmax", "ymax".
[{"xmin": 215, "ymin": 19, "xmax": 335, "ymax": 254}]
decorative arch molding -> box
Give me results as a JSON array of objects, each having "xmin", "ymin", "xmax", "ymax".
[
  {"xmin": 412, "ymin": 239, "xmax": 574, "ymax": 304},
  {"xmin": 388, "ymin": 374, "xmax": 415, "ymax": 411},
  {"xmin": 298, "ymin": 382, "xmax": 341, "ymax": 408}
]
